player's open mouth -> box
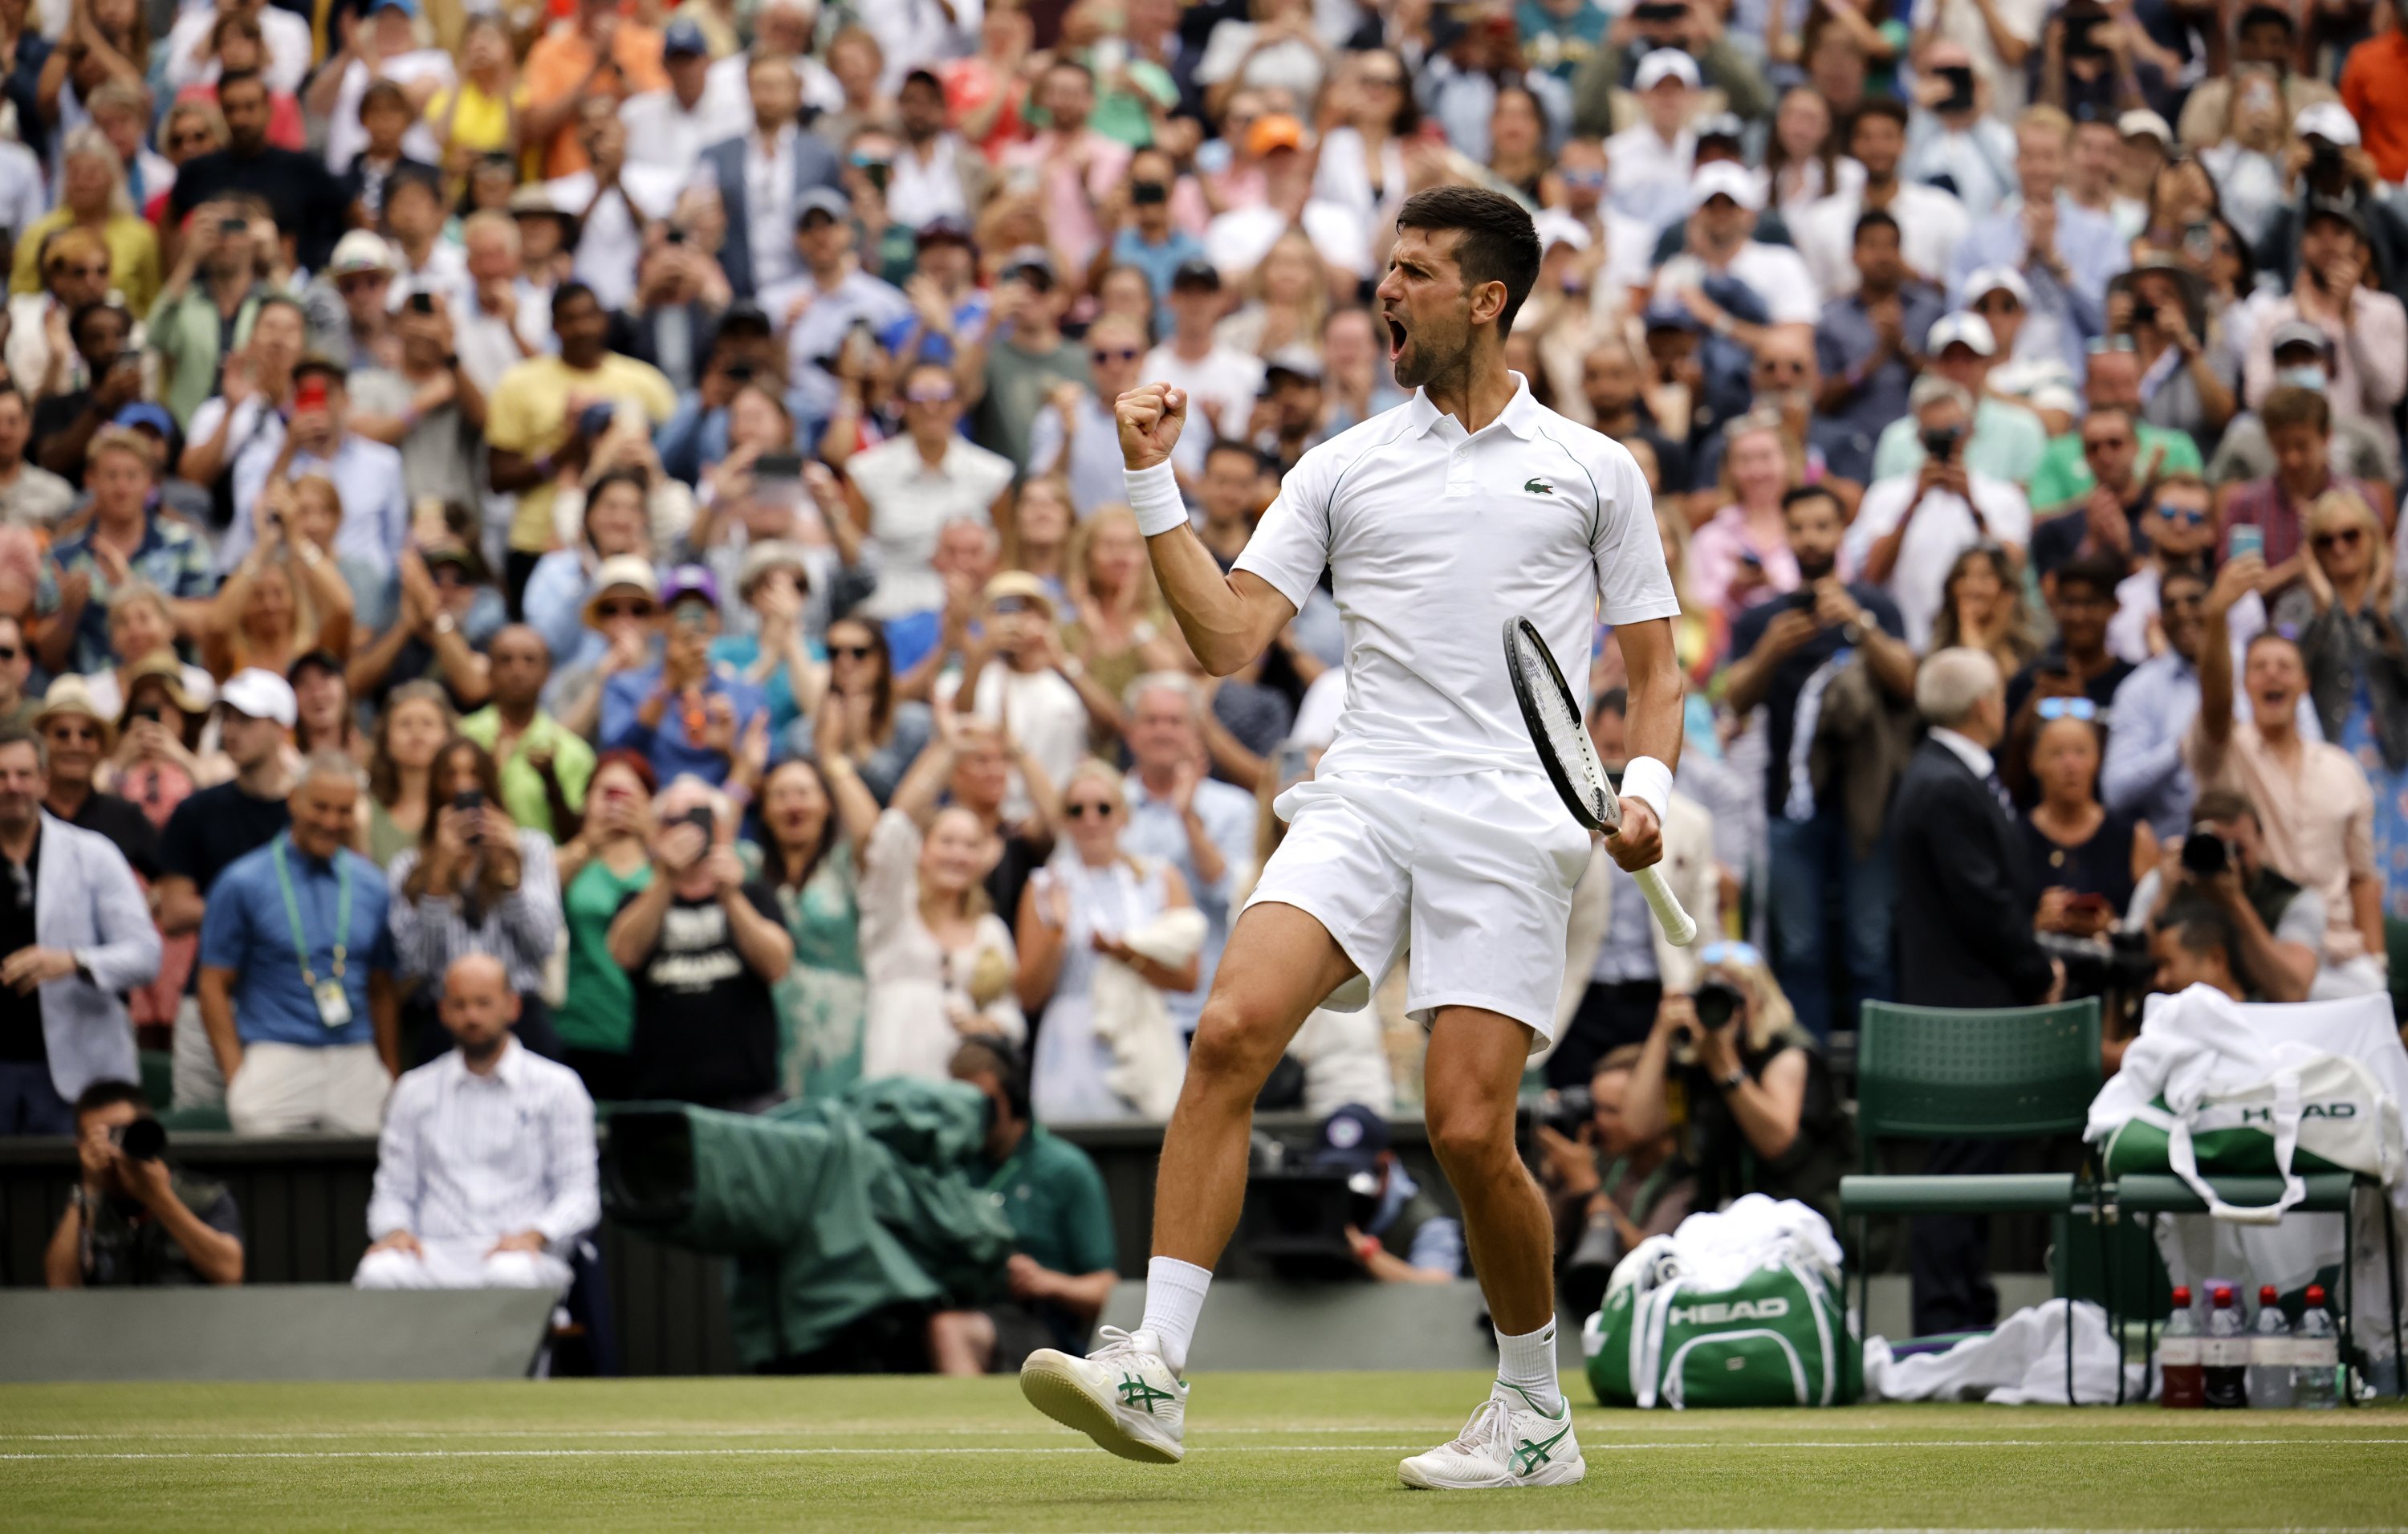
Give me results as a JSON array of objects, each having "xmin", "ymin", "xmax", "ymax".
[{"xmin": 1385, "ymin": 314, "xmax": 1408, "ymax": 360}]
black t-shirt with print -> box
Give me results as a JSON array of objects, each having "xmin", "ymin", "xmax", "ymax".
[{"xmin": 621, "ymin": 880, "xmax": 783, "ymax": 1109}]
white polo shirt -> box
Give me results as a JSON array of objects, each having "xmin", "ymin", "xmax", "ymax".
[
  {"xmin": 1235, "ymin": 376, "xmax": 1679, "ymax": 780},
  {"xmin": 1838, "ymin": 470, "xmax": 2034, "ymax": 650}
]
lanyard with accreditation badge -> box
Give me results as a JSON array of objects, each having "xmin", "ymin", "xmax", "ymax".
[{"xmin": 272, "ymin": 836, "xmax": 355, "ymax": 1029}]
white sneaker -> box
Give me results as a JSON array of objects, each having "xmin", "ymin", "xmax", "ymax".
[
  {"xmin": 1397, "ymin": 1383, "xmax": 1584, "ymax": 1490},
  {"xmin": 1019, "ymin": 1324, "xmax": 1189, "ymax": 1464}
]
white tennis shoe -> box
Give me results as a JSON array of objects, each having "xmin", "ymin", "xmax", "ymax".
[
  {"xmin": 1019, "ymin": 1324, "xmax": 1188, "ymax": 1464},
  {"xmin": 1397, "ymin": 1383, "xmax": 1584, "ymax": 1490}
]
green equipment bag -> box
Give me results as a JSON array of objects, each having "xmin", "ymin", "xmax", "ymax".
[
  {"xmin": 1583, "ymin": 1255, "xmax": 1854, "ymax": 1408},
  {"xmin": 2099, "ymin": 1052, "xmax": 2402, "ymax": 1224}
]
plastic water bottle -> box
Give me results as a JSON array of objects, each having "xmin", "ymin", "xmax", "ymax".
[
  {"xmin": 2203, "ymin": 1284, "xmax": 2249, "ymax": 1408},
  {"xmin": 2247, "ymin": 1285, "xmax": 2295, "ymax": 1410},
  {"xmin": 2294, "ymin": 1284, "xmax": 2341, "ymax": 1409},
  {"xmin": 2161, "ymin": 1285, "xmax": 2204, "ymax": 1408}
]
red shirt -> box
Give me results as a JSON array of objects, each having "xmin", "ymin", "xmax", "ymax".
[{"xmin": 2341, "ymin": 33, "xmax": 2408, "ymax": 185}]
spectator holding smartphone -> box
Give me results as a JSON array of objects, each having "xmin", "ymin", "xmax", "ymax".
[
  {"xmin": 597, "ymin": 564, "xmax": 767, "ymax": 789},
  {"xmin": 605, "ymin": 775, "xmax": 791, "ymax": 1111}
]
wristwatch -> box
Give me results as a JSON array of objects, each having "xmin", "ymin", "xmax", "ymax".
[
  {"xmin": 433, "ymin": 612, "xmax": 458, "ymax": 636},
  {"xmin": 1718, "ymin": 1065, "xmax": 1747, "ymax": 1093}
]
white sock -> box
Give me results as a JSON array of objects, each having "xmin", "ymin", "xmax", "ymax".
[
  {"xmin": 1495, "ymin": 1319, "xmax": 1564, "ymax": 1414},
  {"xmin": 1137, "ymin": 1255, "xmax": 1213, "ymax": 1375}
]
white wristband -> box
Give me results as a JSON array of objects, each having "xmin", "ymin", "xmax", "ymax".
[
  {"xmin": 1125, "ymin": 460, "xmax": 1188, "ymax": 538},
  {"xmin": 1617, "ymin": 755, "xmax": 1674, "ymax": 828}
]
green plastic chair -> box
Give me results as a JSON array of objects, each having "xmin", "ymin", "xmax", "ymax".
[{"xmin": 1839, "ymin": 998, "xmax": 2105, "ymax": 1402}]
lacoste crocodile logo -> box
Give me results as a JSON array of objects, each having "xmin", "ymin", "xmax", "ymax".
[{"xmin": 1524, "ymin": 478, "xmax": 1554, "ymax": 494}]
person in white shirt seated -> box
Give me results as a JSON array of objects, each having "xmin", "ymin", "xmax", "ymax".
[
  {"xmin": 1605, "ymin": 48, "xmax": 1701, "ymax": 234},
  {"xmin": 1649, "ymin": 161, "xmax": 1821, "ymax": 336},
  {"xmin": 353, "ymin": 954, "xmax": 599, "ymax": 1293},
  {"xmin": 1841, "ymin": 375, "xmax": 2033, "ymax": 649}
]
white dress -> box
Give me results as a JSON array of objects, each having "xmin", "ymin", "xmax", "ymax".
[
  {"xmin": 1029, "ymin": 853, "xmax": 1182, "ymax": 1125},
  {"xmin": 857, "ymin": 811, "xmax": 1024, "ymax": 1083}
]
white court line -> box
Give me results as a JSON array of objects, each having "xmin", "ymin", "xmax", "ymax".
[{"xmin": 8, "ymin": 1438, "xmax": 2408, "ymax": 1461}]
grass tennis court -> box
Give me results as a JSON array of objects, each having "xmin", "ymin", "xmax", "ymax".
[{"xmin": 5, "ymin": 1373, "xmax": 2406, "ymax": 1532}]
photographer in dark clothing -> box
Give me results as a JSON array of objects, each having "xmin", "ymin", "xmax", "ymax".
[
  {"xmin": 44, "ymin": 1080, "xmax": 243, "ymax": 1287},
  {"xmin": 1621, "ymin": 941, "xmax": 1853, "ymax": 1231}
]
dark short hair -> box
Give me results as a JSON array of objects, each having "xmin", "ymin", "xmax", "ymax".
[
  {"xmin": 1394, "ymin": 185, "xmax": 1542, "ymax": 336},
  {"xmin": 218, "ymin": 67, "xmax": 266, "ymax": 99},
  {"xmin": 68, "ymin": 301, "xmax": 129, "ymax": 348},
  {"xmin": 585, "ymin": 466, "xmax": 650, "ymax": 525},
  {"xmin": 2262, "ymin": 385, "xmax": 2331, "ymax": 437},
  {"xmin": 1847, "ymin": 96, "xmax": 1910, "ymax": 139},
  {"xmin": 73, "ymin": 1079, "xmax": 150, "ymax": 1119},
  {"xmin": 2054, "ymin": 555, "xmax": 2125, "ymax": 603},
  {"xmin": 1204, "ymin": 437, "xmax": 1263, "ymax": 469},
  {"xmin": 552, "ymin": 281, "xmax": 600, "ymax": 319},
  {"xmin": 1782, "ymin": 482, "xmax": 1844, "ymax": 519},
  {"xmin": 360, "ymin": 78, "xmax": 411, "ymax": 119},
  {"xmin": 1853, "ymin": 208, "xmax": 1901, "ymax": 246},
  {"xmin": 1593, "ymin": 686, "xmax": 1629, "ymax": 718},
  {"xmin": 2191, "ymin": 787, "xmax": 2258, "ymax": 828},
  {"xmin": 386, "ymin": 166, "xmax": 443, "ymax": 206},
  {"xmin": 2159, "ymin": 896, "xmax": 2237, "ymax": 960}
]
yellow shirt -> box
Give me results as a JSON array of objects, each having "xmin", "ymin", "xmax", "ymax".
[
  {"xmin": 10, "ymin": 211, "xmax": 162, "ymax": 316},
  {"xmin": 424, "ymin": 79, "xmax": 515, "ymax": 157},
  {"xmin": 485, "ymin": 352, "xmax": 677, "ymax": 553}
]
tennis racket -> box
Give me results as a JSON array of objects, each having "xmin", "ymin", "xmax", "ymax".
[{"xmin": 1503, "ymin": 616, "xmax": 1697, "ymax": 947}]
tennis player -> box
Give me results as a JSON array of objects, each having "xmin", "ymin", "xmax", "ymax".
[{"xmin": 1018, "ymin": 186, "xmax": 1684, "ymax": 1489}]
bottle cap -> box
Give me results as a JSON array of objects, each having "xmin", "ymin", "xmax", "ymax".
[
  {"xmin": 2171, "ymin": 1284, "xmax": 2192, "ymax": 1304},
  {"xmin": 2260, "ymin": 1285, "xmax": 2279, "ymax": 1303},
  {"xmin": 2307, "ymin": 1284, "xmax": 2327, "ymax": 1304},
  {"xmin": 2213, "ymin": 1284, "xmax": 2234, "ymax": 1304}
]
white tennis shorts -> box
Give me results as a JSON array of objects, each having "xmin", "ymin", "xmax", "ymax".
[{"xmin": 1244, "ymin": 768, "xmax": 1590, "ymax": 1048}]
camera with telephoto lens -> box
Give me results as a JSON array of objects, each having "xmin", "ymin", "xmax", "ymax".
[
  {"xmin": 110, "ymin": 1117, "xmax": 166, "ymax": 1162},
  {"xmin": 1922, "ymin": 422, "xmax": 1964, "ymax": 462},
  {"xmin": 2181, "ymin": 828, "xmax": 2235, "ymax": 877},
  {"xmin": 1523, "ymin": 1084, "xmax": 1593, "ymax": 1141},
  {"xmin": 1673, "ymin": 979, "xmax": 1746, "ymax": 1052}
]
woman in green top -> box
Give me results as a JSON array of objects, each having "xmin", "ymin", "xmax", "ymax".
[
  {"xmin": 758, "ymin": 743, "xmax": 880, "ymax": 1101},
  {"xmin": 363, "ymin": 682, "xmax": 454, "ymax": 869},
  {"xmin": 552, "ymin": 751, "xmax": 657, "ymax": 1102}
]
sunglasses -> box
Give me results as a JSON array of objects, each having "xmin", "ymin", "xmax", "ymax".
[
  {"xmin": 670, "ymin": 603, "xmax": 714, "ymax": 629},
  {"xmin": 1065, "ymin": 800, "xmax": 1117, "ymax": 819},
  {"xmin": 1696, "ymin": 940, "xmax": 1763, "ymax": 969},
  {"xmin": 2085, "ymin": 336, "xmax": 2138, "ymax": 355},
  {"xmin": 2036, "ymin": 696, "xmax": 2100, "ymax": 722},
  {"xmin": 1091, "ymin": 347, "xmax": 1141, "ymax": 364},
  {"xmin": 2154, "ymin": 503, "xmax": 2211, "ymax": 527},
  {"xmin": 2313, "ymin": 527, "xmax": 2365, "ymax": 551},
  {"xmin": 0, "ymin": 646, "xmax": 18, "ymax": 661},
  {"xmin": 830, "ymin": 644, "xmax": 876, "ymax": 660},
  {"xmin": 1973, "ymin": 296, "xmax": 2022, "ymax": 313},
  {"xmin": 595, "ymin": 600, "xmax": 657, "ymax": 620}
]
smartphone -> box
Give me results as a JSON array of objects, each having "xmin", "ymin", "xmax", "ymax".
[
  {"xmin": 217, "ymin": 216, "xmax": 246, "ymax": 238},
  {"xmin": 677, "ymin": 804, "xmax": 715, "ymax": 839},
  {"xmin": 755, "ymin": 452, "xmax": 804, "ymax": 480},
  {"xmin": 1936, "ymin": 64, "xmax": 1976, "ymax": 115},
  {"xmin": 2067, "ymin": 893, "xmax": 2113, "ymax": 916},
  {"xmin": 294, "ymin": 376, "xmax": 329, "ymax": 413},
  {"xmin": 2228, "ymin": 524, "xmax": 2264, "ymax": 562},
  {"xmin": 665, "ymin": 226, "xmax": 688, "ymax": 246},
  {"xmin": 451, "ymin": 787, "xmax": 485, "ymax": 844},
  {"xmin": 576, "ymin": 401, "xmax": 616, "ymax": 439},
  {"xmin": 132, "ymin": 704, "xmax": 163, "ymax": 724},
  {"xmin": 407, "ymin": 290, "xmax": 435, "ymax": 315},
  {"xmin": 115, "ymin": 348, "xmax": 143, "ymax": 374}
]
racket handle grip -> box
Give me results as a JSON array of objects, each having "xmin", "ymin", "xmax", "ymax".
[{"xmin": 1632, "ymin": 865, "xmax": 1698, "ymax": 947}]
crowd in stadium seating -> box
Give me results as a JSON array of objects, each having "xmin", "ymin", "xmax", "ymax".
[{"xmin": 0, "ymin": 0, "xmax": 2404, "ymax": 1342}]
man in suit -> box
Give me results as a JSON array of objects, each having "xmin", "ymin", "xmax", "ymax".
[
  {"xmin": 1889, "ymin": 647, "xmax": 2061, "ymax": 1334},
  {"xmin": 698, "ymin": 52, "xmax": 844, "ymax": 301},
  {"xmin": 0, "ymin": 727, "xmax": 163, "ymax": 1134}
]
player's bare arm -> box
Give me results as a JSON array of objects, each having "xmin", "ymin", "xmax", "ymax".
[
  {"xmin": 1608, "ymin": 614, "xmax": 1682, "ymax": 873},
  {"xmin": 1115, "ymin": 381, "xmax": 1296, "ymax": 675}
]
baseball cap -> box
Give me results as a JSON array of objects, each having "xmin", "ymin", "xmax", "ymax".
[
  {"xmin": 112, "ymin": 401, "xmax": 176, "ymax": 437},
  {"xmin": 582, "ymin": 556, "xmax": 661, "ymax": 628},
  {"xmin": 661, "ymin": 564, "xmax": 721, "ymax": 609},
  {"xmin": 220, "ymin": 668, "xmax": 298, "ymax": 728},
  {"xmin": 1641, "ymin": 299, "xmax": 1701, "ymax": 334},
  {"xmin": 1002, "ymin": 245, "xmax": 1056, "ymax": 283},
  {"xmin": 421, "ymin": 544, "xmax": 489, "ymax": 584},
  {"xmin": 737, "ymin": 540, "xmax": 811, "ymax": 600},
  {"xmin": 365, "ymin": 0, "xmax": 418, "ymax": 15},
  {"xmin": 795, "ymin": 185, "xmax": 852, "ymax": 225},
  {"xmin": 1695, "ymin": 110, "xmax": 1746, "ymax": 145},
  {"xmin": 2296, "ymin": 100, "xmax": 2361, "ymax": 147},
  {"xmin": 1633, "ymin": 47, "xmax": 1702, "ymax": 91},
  {"xmin": 2268, "ymin": 318, "xmax": 2334, "ymax": 357},
  {"xmin": 327, "ymin": 229, "xmax": 395, "ymax": 277},
  {"xmin": 1263, "ymin": 345, "xmax": 1324, "ymax": 384},
  {"xmin": 1308, "ymin": 1104, "xmax": 1391, "ymax": 1178},
  {"xmin": 982, "ymin": 569, "xmax": 1056, "ymax": 614},
  {"xmin": 2117, "ymin": 108, "xmax": 2174, "ymax": 146},
  {"xmin": 1246, "ymin": 113, "xmax": 1306, "ymax": 157},
  {"xmin": 1171, "ymin": 256, "xmax": 1222, "ymax": 290},
  {"xmin": 1689, "ymin": 160, "xmax": 1764, "ymax": 213},
  {"xmin": 1926, "ymin": 311, "xmax": 1996, "ymax": 357},
  {"xmin": 1908, "ymin": 372, "xmax": 1972, "ymax": 412},
  {"xmin": 915, "ymin": 214, "xmax": 974, "ymax": 249},
  {"xmin": 2304, "ymin": 193, "xmax": 2369, "ymax": 238},
  {"xmin": 1531, "ymin": 209, "xmax": 1589, "ymax": 254},
  {"xmin": 1962, "ymin": 265, "xmax": 2032, "ymax": 307},
  {"xmin": 661, "ymin": 16, "xmax": 708, "ymax": 54}
]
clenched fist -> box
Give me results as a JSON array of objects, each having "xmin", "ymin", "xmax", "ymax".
[{"xmin": 1116, "ymin": 382, "xmax": 1188, "ymax": 471}]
